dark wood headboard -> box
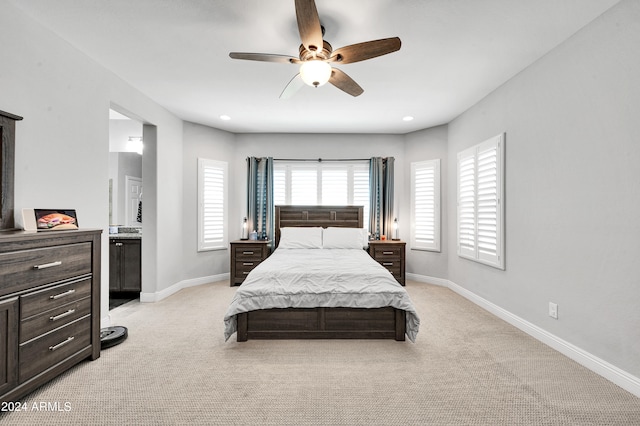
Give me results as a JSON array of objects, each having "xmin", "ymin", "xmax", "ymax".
[{"xmin": 274, "ymin": 205, "xmax": 363, "ymax": 247}]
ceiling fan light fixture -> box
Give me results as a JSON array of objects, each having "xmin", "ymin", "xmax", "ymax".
[
  {"xmin": 299, "ymin": 60, "xmax": 332, "ymax": 87},
  {"xmin": 228, "ymin": 0, "xmax": 401, "ymax": 98}
]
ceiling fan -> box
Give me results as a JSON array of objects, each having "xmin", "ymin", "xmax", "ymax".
[{"xmin": 229, "ymin": 0, "xmax": 401, "ymax": 98}]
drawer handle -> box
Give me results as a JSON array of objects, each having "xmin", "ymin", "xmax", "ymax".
[
  {"xmin": 382, "ymin": 251, "xmax": 394, "ymax": 255},
  {"xmin": 50, "ymin": 289, "xmax": 76, "ymax": 300},
  {"xmin": 49, "ymin": 336, "xmax": 75, "ymax": 352},
  {"xmin": 33, "ymin": 261, "xmax": 62, "ymax": 270},
  {"xmin": 50, "ymin": 309, "xmax": 76, "ymax": 322},
  {"xmin": 242, "ymin": 262, "xmax": 254, "ymax": 266},
  {"xmin": 383, "ymin": 262, "xmax": 394, "ymax": 266},
  {"xmin": 242, "ymin": 251, "xmax": 254, "ymax": 255},
  {"xmin": 242, "ymin": 271, "xmax": 250, "ymax": 275}
]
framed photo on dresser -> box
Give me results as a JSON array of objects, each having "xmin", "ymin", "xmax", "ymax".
[{"xmin": 34, "ymin": 209, "xmax": 79, "ymax": 230}]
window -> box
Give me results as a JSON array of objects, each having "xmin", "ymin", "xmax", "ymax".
[
  {"xmin": 411, "ymin": 159, "xmax": 440, "ymax": 251},
  {"xmin": 457, "ymin": 133, "xmax": 505, "ymax": 269},
  {"xmin": 198, "ymin": 158, "xmax": 227, "ymax": 251},
  {"xmin": 274, "ymin": 160, "xmax": 370, "ymax": 226}
]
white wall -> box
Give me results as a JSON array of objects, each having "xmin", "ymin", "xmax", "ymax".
[
  {"xmin": 181, "ymin": 122, "xmax": 236, "ymax": 281},
  {"xmin": 1, "ymin": 2, "xmax": 184, "ymax": 325},
  {"xmin": 446, "ymin": 0, "xmax": 640, "ymax": 378},
  {"xmin": 109, "ymin": 118, "xmax": 143, "ymax": 152}
]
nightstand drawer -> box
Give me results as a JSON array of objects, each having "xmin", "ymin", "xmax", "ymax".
[
  {"xmin": 377, "ymin": 259, "xmax": 401, "ymax": 275},
  {"xmin": 370, "ymin": 245, "xmax": 402, "ymax": 260},
  {"xmin": 377, "ymin": 260, "xmax": 401, "ymax": 270},
  {"xmin": 234, "ymin": 260, "xmax": 262, "ymax": 278},
  {"xmin": 234, "ymin": 246, "xmax": 266, "ymax": 261}
]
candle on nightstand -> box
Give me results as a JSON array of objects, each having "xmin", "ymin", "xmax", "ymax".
[{"xmin": 392, "ymin": 218, "xmax": 400, "ymax": 240}]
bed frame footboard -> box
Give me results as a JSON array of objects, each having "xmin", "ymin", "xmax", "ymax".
[{"xmin": 236, "ymin": 307, "xmax": 406, "ymax": 342}]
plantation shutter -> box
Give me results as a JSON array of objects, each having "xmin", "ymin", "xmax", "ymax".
[
  {"xmin": 477, "ymin": 140, "xmax": 500, "ymax": 264},
  {"xmin": 457, "ymin": 134, "xmax": 504, "ymax": 269},
  {"xmin": 411, "ymin": 159, "xmax": 440, "ymax": 251},
  {"xmin": 198, "ymin": 158, "xmax": 227, "ymax": 251},
  {"xmin": 273, "ymin": 160, "xmax": 370, "ymax": 227},
  {"xmin": 457, "ymin": 149, "xmax": 476, "ymax": 258},
  {"xmin": 321, "ymin": 166, "xmax": 348, "ymax": 205},
  {"xmin": 273, "ymin": 167, "xmax": 286, "ymax": 206},
  {"xmin": 291, "ymin": 164, "xmax": 318, "ymax": 205}
]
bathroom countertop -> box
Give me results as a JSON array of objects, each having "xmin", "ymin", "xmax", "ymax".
[{"xmin": 109, "ymin": 232, "xmax": 142, "ymax": 239}]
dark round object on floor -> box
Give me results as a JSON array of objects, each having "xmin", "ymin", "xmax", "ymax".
[{"xmin": 100, "ymin": 326, "xmax": 128, "ymax": 349}]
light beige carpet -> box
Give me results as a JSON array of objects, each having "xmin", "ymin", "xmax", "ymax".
[{"xmin": 1, "ymin": 281, "xmax": 639, "ymax": 425}]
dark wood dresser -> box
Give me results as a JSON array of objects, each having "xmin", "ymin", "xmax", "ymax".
[
  {"xmin": 229, "ymin": 240, "xmax": 270, "ymax": 286},
  {"xmin": 368, "ymin": 240, "xmax": 406, "ymax": 286},
  {"xmin": 0, "ymin": 229, "xmax": 101, "ymax": 402}
]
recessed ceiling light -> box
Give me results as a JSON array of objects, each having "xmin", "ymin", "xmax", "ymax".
[
  {"xmin": 220, "ymin": 114, "xmax": 231, "ymax": 121},
  {"xmin": 402, "ymin": 116, "xmax": 414, "ymax": 122}
]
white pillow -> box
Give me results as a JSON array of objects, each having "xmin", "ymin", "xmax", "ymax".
[
  {"xmin": 323, "ymin": 227, "xmax": 368, "ymax": 249},
  {"xmin": 278, "ymin": 227, "xmax": 323, "ymax": 249}
]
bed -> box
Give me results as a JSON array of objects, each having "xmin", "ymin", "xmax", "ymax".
[{"xmin": 223, "ymin": 205, "xmax": 419, "ymax": 342}]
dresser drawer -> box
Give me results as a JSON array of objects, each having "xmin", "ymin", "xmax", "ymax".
[
  {"xmin": 233, "ymin": 245, "xmax": 266, "ymax": 261},
  {"xmin": 370, "ymin": 245, "xmax": 402, "ymax": 260},
  {"xmin": 20, "ymin": 297, "xmax": 92, "ymax": 343},
  {"xmin": 19, "ymin": 315, "xmax": 91, "ymax": 382},
  {"xmin": 0, "ymin": 242, "xmax": 92, "ymax": 297},
  {"xmin": 20, "ymin": 277, "xmax": 92, "ymax": 320}
]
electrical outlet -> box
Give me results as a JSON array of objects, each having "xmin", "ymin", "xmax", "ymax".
[{"xmin": 549, "ymin": 302, "xmax": 558, "ymax": 319}]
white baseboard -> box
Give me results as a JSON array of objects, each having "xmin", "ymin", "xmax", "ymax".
[
  {"xmin": 408, "ymin": 273, "xmax": 640, "ymax": 398},
  {"xmin": 139, "ymin": 273, "xmax": 229, "ymax": 303},
  {"xmin": 406, "ymin": 272, "xmax": 449, "ymax": 287}
]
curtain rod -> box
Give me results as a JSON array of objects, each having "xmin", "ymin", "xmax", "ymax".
[{"xmin": 273, "ymin": 158, "xmax": 380, "ymax": 162}]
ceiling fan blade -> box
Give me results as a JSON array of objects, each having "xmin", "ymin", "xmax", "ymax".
[
  {"xmin": 229, "ymin": 52, "xmax": 300, "ymax": 64},
  {"xmin": 329, "ymin": 37, "xmax": 401, "ymax": 64},
  {"xmin": 329, "ymin": 68, "xmax": 363, "ymax": 97},
  {"xmin": 295, "ymin": 0, "xmax": 323, "ymax": 53},
  {"xmin": 280, "ymin": 74, "xmax": 306, "ymax": 99}
]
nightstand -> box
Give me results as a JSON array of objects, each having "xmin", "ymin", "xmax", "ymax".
[
  {"xmin": 230, "ymin": 240, "xmax": 271, "ymax": 286},
  {"xmin": 368, "ymin": 240, "xmax": 406, "ymax": 286}
]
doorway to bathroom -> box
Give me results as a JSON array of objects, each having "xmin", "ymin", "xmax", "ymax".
[{"xmin": 109, "ymin": 108, "xmax": 143, "ymax": 310}]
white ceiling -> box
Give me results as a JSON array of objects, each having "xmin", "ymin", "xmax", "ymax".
[{"xmin": 12, "ymin": 0, "xmax": 620, "ymax": 134}]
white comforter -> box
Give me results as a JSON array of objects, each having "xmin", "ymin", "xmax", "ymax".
[{"xmin": 223, "ymin": 248, "xmax": 420, "ymax": 342}]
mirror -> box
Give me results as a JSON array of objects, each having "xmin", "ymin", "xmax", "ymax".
[{"xmin": 0, "ymin": 110, "xmax": 22, "ymax": 230}]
